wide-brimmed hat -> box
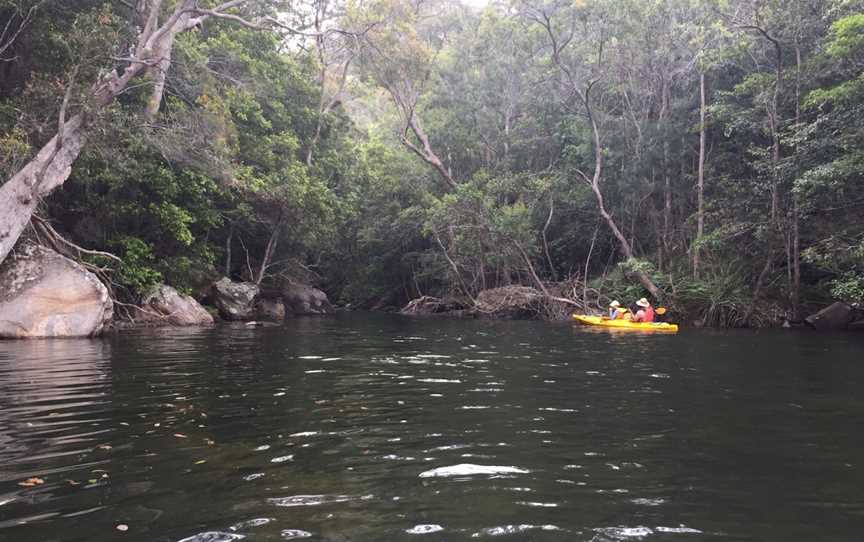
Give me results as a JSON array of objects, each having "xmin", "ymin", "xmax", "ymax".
[
  {"xmin": 636, "ymin": 297, "xmax": 650, "ymax": 308},
  {"xmin": 609, "ymin": 300, "xmax": 620, "ymax": 308}
]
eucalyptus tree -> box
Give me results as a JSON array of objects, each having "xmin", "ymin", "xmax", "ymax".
[
  {"xmin": 520, "ymin": 0, "xmax": 664, "ymax": 298},
  {"xmin": 0, "ymin": 0, "xmax": 304, "ymax": 266}
]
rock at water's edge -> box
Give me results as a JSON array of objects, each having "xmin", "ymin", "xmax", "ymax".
[
  {"xmin": 255, "ymin": 297, "xmax": 286, "ymax": 321},
  {"xmin": 805, "ymin": 302, "xmax": 853, "ymax": 330},
  {"xmin": 0, "ymin": 244, "xmax": 113, "ymax": 338},
  {"xmin": 141, "ymin": 285, "xmax": 214, "ymax": 326},
  {"xmin": 212, "ymin": 277, "xmax": 259, "ymax": 320},
  {"xmin": 282, "ymin": 283, "xmax": 332, "ymax": 315}
]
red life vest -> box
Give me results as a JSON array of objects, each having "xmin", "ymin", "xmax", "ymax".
[{"xmin": 640, "ymin": 306, "xmax": 655, "ymax": 322}]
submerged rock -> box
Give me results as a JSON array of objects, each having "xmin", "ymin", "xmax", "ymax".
[
  {"xmin": 140, "ymin": 285, "xmax": 214, "ymax": 326},
  {"xmin": 0, "ymin": 244, "xmax": 112, "ymax": 338},
  {"xmin": 212, "ymin": 277, "xmax": 259, "ymax": 320},
  {"xmin": 282, "ymin": 283, "xmax": 332, "ymax": 315},
  {"xmin": 805, "ymin": 302, "xmax": 853, "ymax": 330}
]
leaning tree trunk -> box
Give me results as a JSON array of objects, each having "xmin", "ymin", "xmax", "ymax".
[
  {"xmin": 0, "ymin": 114, "xmax": 88, "ymax": 264},
  {"xmin": 0, "ymin": 0, "xmax": 254, "ymax": 267}
]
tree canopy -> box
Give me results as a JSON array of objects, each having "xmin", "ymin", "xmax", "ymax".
[{"xmin": 2, "ymin": 0, "xmax": 863, "ymax": 325}]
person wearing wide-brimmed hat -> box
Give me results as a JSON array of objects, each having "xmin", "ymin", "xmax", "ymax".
[
  {"xmin": 607, "ymin": 300, "xmax": 629, "ymax": 320},
  {"xmin": 632, "ymin": 297, "xmax": 654, "ymax": 323}
]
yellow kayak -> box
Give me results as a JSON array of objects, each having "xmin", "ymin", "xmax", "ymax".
[{"xmin": 571, "ymin": 314, "xmax": 679, "ymax": 333}]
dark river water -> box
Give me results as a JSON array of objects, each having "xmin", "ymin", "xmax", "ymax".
[{"xmin": 1, "ymin": 314, "xmax": 864, "ymax": 542}]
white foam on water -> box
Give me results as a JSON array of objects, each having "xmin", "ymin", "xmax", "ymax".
[
  {"xmin": 459, "ymin": 405, "xmax": 491, "ymax": 409},
  {"xmin": 419, "ymin": 464, "xmax": 530, "ymax": 478},
  {"xmin": 290, "ymin": 431, "xmax": 319, "ymax": 437},
  {"xmin": 406, "ymin": 524, "xmax": 444, "ymax": 534},
  {"xmin": 273, "ymin": 392, "xmax": 286, "ymax": 397},
  {"xmin": 304, "ymin": 370, "xmax": 326, "ymax": 374},
  {"xmin": 280, "ymin": 529, "xmax": 313, "ymax": 539},
  {"xmin": 254, "ymin": 445, "xmax": 271, "ymax": 451},
  {"xmin": 539, "ymin": 407, "xmax": 579, "ymax": 412},
  {"xmin": 516, "ymin": 501, "xmax": 558, "ymax": 507},
  {"xmin": 322, "ymin": 357, "xmax": 342, "ymax": 361},
  {"xmin": 297, "ymin": 356, "xmax": 323, "ymax": 360},
  {"xmin": 417, "ymin": 379, "xmax": 461, "ymax": 383},
  {"xmin": 468, "ymin": 388, "xmax": 503, "ymax": 393},
  {"xmin": 417, "ymin": 354, "xmax": 451, "ymax": 359}
]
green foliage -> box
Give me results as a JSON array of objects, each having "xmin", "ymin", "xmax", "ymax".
[
  {"xmin": 4, "ymin": 0, "xmax": 864, "ymax": 325},
  {"xmin": 114, "ymin": 237, "xmax": 162, "ymax": 296}
]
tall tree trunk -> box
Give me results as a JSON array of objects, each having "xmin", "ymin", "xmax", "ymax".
[
  {"xmin": 791, "ymin": 42, "xmax": 802, "ymax": 321},
  {"xmin": 256, "ymin": 215, "xmax": 283, "ymax": 285},
  {"xmin": 542, "ymin": 195, "xmax": 557, "ymax": 281},
  {"xmin": 225, "ymin": 223, "xmax": 234, "ymax": 277},
  {"xmin": 661, "ymin": 80, "xmax": 672, "ymax": 261},
  {"xmin": 693, "ymin": 71, "xmax": 707, "ymax": 278}
]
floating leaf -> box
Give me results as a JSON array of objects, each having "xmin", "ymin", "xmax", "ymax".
[
  {"xmin": 18, "ymin": 477, "xmax": 45, "ymax": 487},
  {"xmin": 174, "ymin": 433, "xmax": 188, "ymax": 439}
]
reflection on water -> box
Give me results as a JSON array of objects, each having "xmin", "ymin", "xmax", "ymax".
[{"xmin": 1, "ymin": 315, "xmax": 864, "ymax": 541}]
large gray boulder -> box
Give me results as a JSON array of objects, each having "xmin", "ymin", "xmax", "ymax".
[
  {"xmin": 805, "ymin": 302, "xmax": 853, "ymax": 330},
  {"xmin": 141, "ymin": 285, "xmax": 214, "ymax": 326},
  {"xmin": 282, "ymin": 283, "xmax": 332, "ymax": 315},
  {"xmin": 212, "ymin": 277, "xmax": 259, "ymax": 320},
  {"xmin": 0, "ymin": 244, "xmax": 113, "ymax": 338}
]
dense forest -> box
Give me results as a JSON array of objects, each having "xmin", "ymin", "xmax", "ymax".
[{"xmin": 1, "ymin": 0, "xmax": 862, "ymax": 327}]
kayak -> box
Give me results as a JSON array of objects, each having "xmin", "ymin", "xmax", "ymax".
[{"xmin": 571, "ymin": 314, "xmax": 679, "ymax": 333}]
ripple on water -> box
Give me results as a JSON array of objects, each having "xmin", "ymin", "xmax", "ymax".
[
  {"xmin": 230, "ymin": 518, "xmax": 274, "ymax": 531},
  {"xmin": 268, "ymin": 494, "xmax": 356, "ymax": 507},
  {"xmin": 406, "ymin": 524, "xmax": 444, "ymax": 534},
  {"xmin": 419, "ymin": 464, "xmax": 530, "ymax": 478},
  {"xmin": 177, "ymin": 532, "xmax": 245, "ymax": 542},
  {"xmin": 471, "ymin": 524, "xmax": 561, "ymax": 537},
  {"xmin": 280, "ymin": 529, "xmax": 313, "ymax": 539},
  {"xmin": 592, "ymin": 526, "xmax": 702, "ymax": 540}
]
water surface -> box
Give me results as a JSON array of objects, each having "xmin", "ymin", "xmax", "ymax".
[{"xmin": 1, "ymin": 314, "xmax": 863, "ymax": 541}]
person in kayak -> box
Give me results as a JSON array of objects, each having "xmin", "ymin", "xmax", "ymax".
[
  {"xmin": 607, "ymin": 301, "xmax": 630, "ymax": 320},
  {"xmin": 632, "ymin": 298, "xmax": 654, "ymax": 322}
]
